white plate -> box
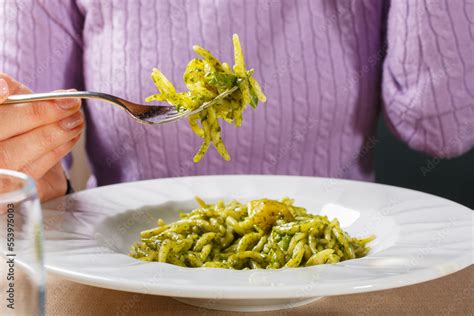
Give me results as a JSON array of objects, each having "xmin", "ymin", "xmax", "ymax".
[{"xmin": 41, "ymin": 176, "xmax": 473, "ymax": 312}]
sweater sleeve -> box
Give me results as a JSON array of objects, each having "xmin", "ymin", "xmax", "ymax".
[
  {"xmin": 0, "ymin": 0, "xmax": 84, "ymax": 92},
  {"xmin": 382, "ymin": 0, "xmax": 474, "ymax": 158}
]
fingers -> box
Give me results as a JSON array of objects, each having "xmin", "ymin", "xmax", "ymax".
[
  {"xmin": 35, "ymin": 163, "xmax": 68, "ymax": 202},
  {"xmin": 0, "ymin": 112, "xmax": 84, "ymax": 170},
  {"xmin": 21, "ymin": 135, "xmax": 81, "ymax": 180},
  {"xmin": 0, "ymin": 73, "xmax": 82, "ymax": 140},
  {"xmin": 0, "ymin": 78, "xmax": 9, "ymax": 103},
  {"xmin": 0, "ymin": 72, "xmax": 32, "ymax": 96},
  {"xmin": 0, "ymin": 73, "xmax": 83, "ymax": 203},
  {"xmin": 0, "ymin": 78, "xmax": 82, "ymax": 140},
  {"xmin": 0, "ymin": 98, "xmax": 82, "ymax": 141}
]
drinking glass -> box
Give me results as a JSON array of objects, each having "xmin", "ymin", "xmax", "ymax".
[{"xmin": 0, "ymin": 169, "xmax": 45, "ymax": 316}]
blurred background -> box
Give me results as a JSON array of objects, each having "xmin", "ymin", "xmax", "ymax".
[
  {"xmin": 70, "ymin": 117, "xmax": 473, "ymax": 209},
  {"xmin": 375, "ymin": 118, "xmax": 473, "ymax": 209}
]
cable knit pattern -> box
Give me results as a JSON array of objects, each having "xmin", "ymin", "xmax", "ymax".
[
  {"xmin": 383, "ymin": 0, "xmax": 474, "ymax": 157},
  {"xmin": 1, "ymin": 0, "xmax": 472, "ymax": 187}
]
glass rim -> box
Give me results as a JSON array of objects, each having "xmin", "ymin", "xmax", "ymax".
[{"xmin": 0, "ymin": 168, "xmax": 37, "ymax": 201}]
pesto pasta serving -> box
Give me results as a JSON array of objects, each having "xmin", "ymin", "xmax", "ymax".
[
  {"xmin": 146, "ymin": 34, "xmax": 266, "ymax": 163},
  {"xmin": 129, "ymin": 198, "xmax": 375, "ymax": 269}
]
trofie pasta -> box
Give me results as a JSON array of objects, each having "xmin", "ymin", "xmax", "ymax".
[
  {"xmin": 129, "ymin": 197, "xmax": 375, "ymax": 269},
  {"xmin": 146, "ymin": 34, "xmax": 266, "ymax": 163}
]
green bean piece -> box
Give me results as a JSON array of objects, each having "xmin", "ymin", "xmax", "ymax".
[
  {"xmin": 308, "ymin": 234, "xmax": 318, "ymax": 254},
  {"xmin": 237, "ymin": 232, "xmax": 262, "ymax": 252},
  {"xmin": 306, "ymin": 249, "xmax": 335, "ymax": 266},
  {"xmin": 303, "ymin": 244, "xmax": 313, "ymax": 262},
  {"xmin": 252, "ymin": 235, "xmax": 268, "ymax": 252},
  {"xmin": 194, "ymin": 232, "xmax": 216, "ymax": 252},
  {"xmin": 287, "ymin": 233, "xmax": 306, "ymax": 255},
  {"xmin": 158, "ymin": 240, "xmax": 172, "ymax": 263},
  {"xmin": 285, "ymin": 240, "xmax": 306, "ymax": 267}
]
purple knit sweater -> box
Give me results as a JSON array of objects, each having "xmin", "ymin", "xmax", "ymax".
[{"xmin": 1, "ymin": 0, "xmax": 473, "ymax": 187}]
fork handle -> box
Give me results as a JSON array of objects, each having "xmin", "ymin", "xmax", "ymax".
[{"xmin": 3, "ymin": 91, "xmax": 121, "ymax": 105}]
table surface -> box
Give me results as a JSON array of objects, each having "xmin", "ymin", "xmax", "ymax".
[
  {"xmin": 40, "ymin": 265, "xmax": 472, "ymax": 315},
  {"xmin": 0, "ymin": 264, "xmax": 472, "ymax": 315}
]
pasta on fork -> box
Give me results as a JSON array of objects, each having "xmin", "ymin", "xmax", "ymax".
[{"xmin": 146, "ymin": 34, "xmax": 266, "ymax": 163}]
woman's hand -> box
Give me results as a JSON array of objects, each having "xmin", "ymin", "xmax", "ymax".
[{"xmin": 0, "ymin": 73, "xmax": 84, "ymax": 201}]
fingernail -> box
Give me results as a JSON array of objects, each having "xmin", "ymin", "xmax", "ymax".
[
  {"xmin": 0, "ymin": 78, "xmax": 9, "ymax": 98},
  {"xmin": 60, "ymin": 112, "xmax": 83, "ymax": 130},
  {"xmin": 58, "ymin": 98, "xmax": 80, "ymax": 110}
]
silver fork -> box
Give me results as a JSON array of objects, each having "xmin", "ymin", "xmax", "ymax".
[{"xmin": 3, "ymin": 86, "xmax": 238, "ymax": 125}]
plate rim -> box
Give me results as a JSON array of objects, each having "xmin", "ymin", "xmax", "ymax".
[
  {"xmin": 44, "ymin": 174, "xmax": 474, "ymax": 211},
  {"xmin": 41, "ymin": 175, "xmax": 474, "ymax": 299}
]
